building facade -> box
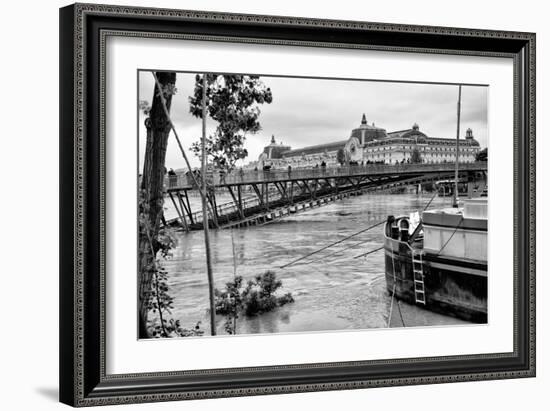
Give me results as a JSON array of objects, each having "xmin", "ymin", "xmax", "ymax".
[{"xmin": 250, "ymin": 114, "xmax": 481, "ymax": 169}]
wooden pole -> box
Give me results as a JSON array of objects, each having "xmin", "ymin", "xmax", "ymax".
[
  {"xmin": 201, "ymin": 74, "xmax": 216, "ymax": 336},
  {"xmin": 151, "ymin": 72, "xmax": 217, "ymax": 223},
  {"xmin": 230, "ymin": 229, "xmax": 238, "ymax": 334},
  {"xmin": 237, "ymin": 185, "xmax": 243, "ymax": 216},
  {"xmin": 453, "ymin": 84, "xmax": 462, "ymax": 207}
]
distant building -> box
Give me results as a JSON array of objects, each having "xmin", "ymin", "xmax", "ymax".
[
  {"xmin": 251, "ymin": 114, "xmax": 481, "ymax": 169},
  {"xmin": 258, "ymin": 135, "xmax": 292, "ymax": 164}
]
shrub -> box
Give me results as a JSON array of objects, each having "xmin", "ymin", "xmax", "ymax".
[
  {"xmin": 214, "ymin": 271, "xmax": 294, "ymax": 334},
  {"xmin": 149, "ymin": 318, "xmax": 204, "ymax": 338}
]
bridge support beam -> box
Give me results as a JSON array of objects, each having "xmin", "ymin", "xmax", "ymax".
[
  {"xmin": 178, "ymin": 191, "xmax": 198, "ymax": 226},
  {"xmin": 251, "ymin": 183, "xmax": 268, "ymax": 211},
  {"xmin": 182, "ymin": 190, "xmax": 194, "ymax": 225},
  {"xmin": 273, "ymin": 181, "xmax": 288, "ymax": 201},
  {"xmin": 206, "ymin": 192, "xmax": 219, "ymax": 228},
  {"xmin": 227, "ymin": 185, "xmax": 245, "ymax": 219},
  {"xmin": 168, "ymin": 192, "xmax": 189, "ymax": 231}
]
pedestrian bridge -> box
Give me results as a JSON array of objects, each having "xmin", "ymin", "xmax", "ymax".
[{"xmin": 164, "ymin": 162, "xmax": 487, "ymax": 231}]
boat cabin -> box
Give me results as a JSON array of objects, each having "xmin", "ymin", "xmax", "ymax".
[{"xmin": 422, "ymin": 198, "xmax": 487, "ymax": 262}]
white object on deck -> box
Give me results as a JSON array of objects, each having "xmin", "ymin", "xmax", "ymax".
[{"xmin": 409, "ymin": 211, "xmax": 420, "ymax": 234}]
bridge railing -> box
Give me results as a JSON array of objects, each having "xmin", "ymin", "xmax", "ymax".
[
  {"xmin": 167, "ymin": 161, "xmax": 487, "ymax": 190},
  {"xmin": 185, "ymin": 195, "xmax": 262, "ymax": 225}
]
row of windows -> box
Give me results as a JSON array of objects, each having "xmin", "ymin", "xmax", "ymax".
[
  {"xmin": 364, "ymin": 138, "xmax": 475, "ymax": 148},
  {"xmin": 366, "ymin": 146, "xmax": 478, "ymax": 153},
  {"xmin": 368, "ymin": 153, "xmax": 474, "ymax": 158}
]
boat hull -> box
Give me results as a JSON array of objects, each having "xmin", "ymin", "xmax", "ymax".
[{"xmin": 385, "ymin": 239, "xmax": 487, "ymax": 323}]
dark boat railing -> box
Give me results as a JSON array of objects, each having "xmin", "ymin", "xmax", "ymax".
[{"xmin": 383, "ymin": 216, "xmax": 421, "ymax": 257}]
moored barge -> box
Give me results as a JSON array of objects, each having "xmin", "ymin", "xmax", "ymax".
[{"xmin": 384, "ymin": 198, "xmax": 487, "ymax": 323}]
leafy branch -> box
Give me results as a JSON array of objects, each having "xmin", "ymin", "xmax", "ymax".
[{"xmin": 189, "ymin": 73, "xmax": 273, "ymax": 172}]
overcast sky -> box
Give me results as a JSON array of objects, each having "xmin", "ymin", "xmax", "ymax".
[{"xmin": 138, "ymin": 71, "xmax": 488, "ymax": 171}]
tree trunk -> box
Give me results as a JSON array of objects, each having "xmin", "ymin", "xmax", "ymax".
[{"xmin": 138, "ymin": 72, "xmax": 176, "ymax": 338}]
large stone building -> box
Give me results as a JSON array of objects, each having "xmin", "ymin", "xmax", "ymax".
[{"xmin": 250, "ymin": 114, "xmax": 481, "ymax": 169}]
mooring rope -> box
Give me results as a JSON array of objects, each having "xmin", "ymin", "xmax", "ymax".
[
  {"xmin": 279, "ymin": 220, "xmax": 386, "ymax": 269},
  {"xmin": 436, "ymin": 216, "xmax": 464, "ymax": 256},
  {"xmin": 387, "ymin": 239, "xmax": 397, "ymax": 327},
  {"xmin": 353, "ymin": 245, "xmax": 385, "ymax": 260},
  {"xmin": 422, "ymin": 188, "xmax": 439, "ymax": 212},
  {"xmin": 386, "ymin": 238, "xmax": 406, "ymax": 327},
  {"xmin": 396, "ymin": 300, "xmax": 406, "ymax": 327},
  {"xmin": 279, "ymin": 190, "xmax": 441, "ymax": 269}
]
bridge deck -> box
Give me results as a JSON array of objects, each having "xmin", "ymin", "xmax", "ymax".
[
  {"xmin": 163, "ymin": 163, "xmax": 487, "ymax": 231},
  {"xmin": 167, "ymin": 162, "xmax": 487, "ymax": 190}
]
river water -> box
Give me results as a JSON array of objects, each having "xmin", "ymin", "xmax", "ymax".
[{"xmin": 162, "ymin": 192, "xmax": 468, "ymax": 336}]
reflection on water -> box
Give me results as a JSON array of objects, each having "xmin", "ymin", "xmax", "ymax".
[{"xmin": 162, "ymin": 193, "xmax": 467, "ymax": 336}]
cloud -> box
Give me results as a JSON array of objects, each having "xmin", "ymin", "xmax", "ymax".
[{"xmin": 138, "ymin": 71, "xmax": 488, "ymax": 171}]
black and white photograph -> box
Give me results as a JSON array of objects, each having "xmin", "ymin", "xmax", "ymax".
[
  {"xmin": 137, "ymin": 71, "xmax": 488, "ymax": 339},
  {"xmin": 0, "ymin": 0, "xmax": 543, "ymax": 408}
]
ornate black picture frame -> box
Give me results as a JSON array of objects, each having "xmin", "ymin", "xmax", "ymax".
[{"xmin": 59, "ymin": 3, "xmax": 535, "ymax": 407}]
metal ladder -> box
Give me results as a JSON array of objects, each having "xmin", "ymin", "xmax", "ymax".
[{"xmin": 412, "ymin": 251, "xmax": 426, "ymax": 305}]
